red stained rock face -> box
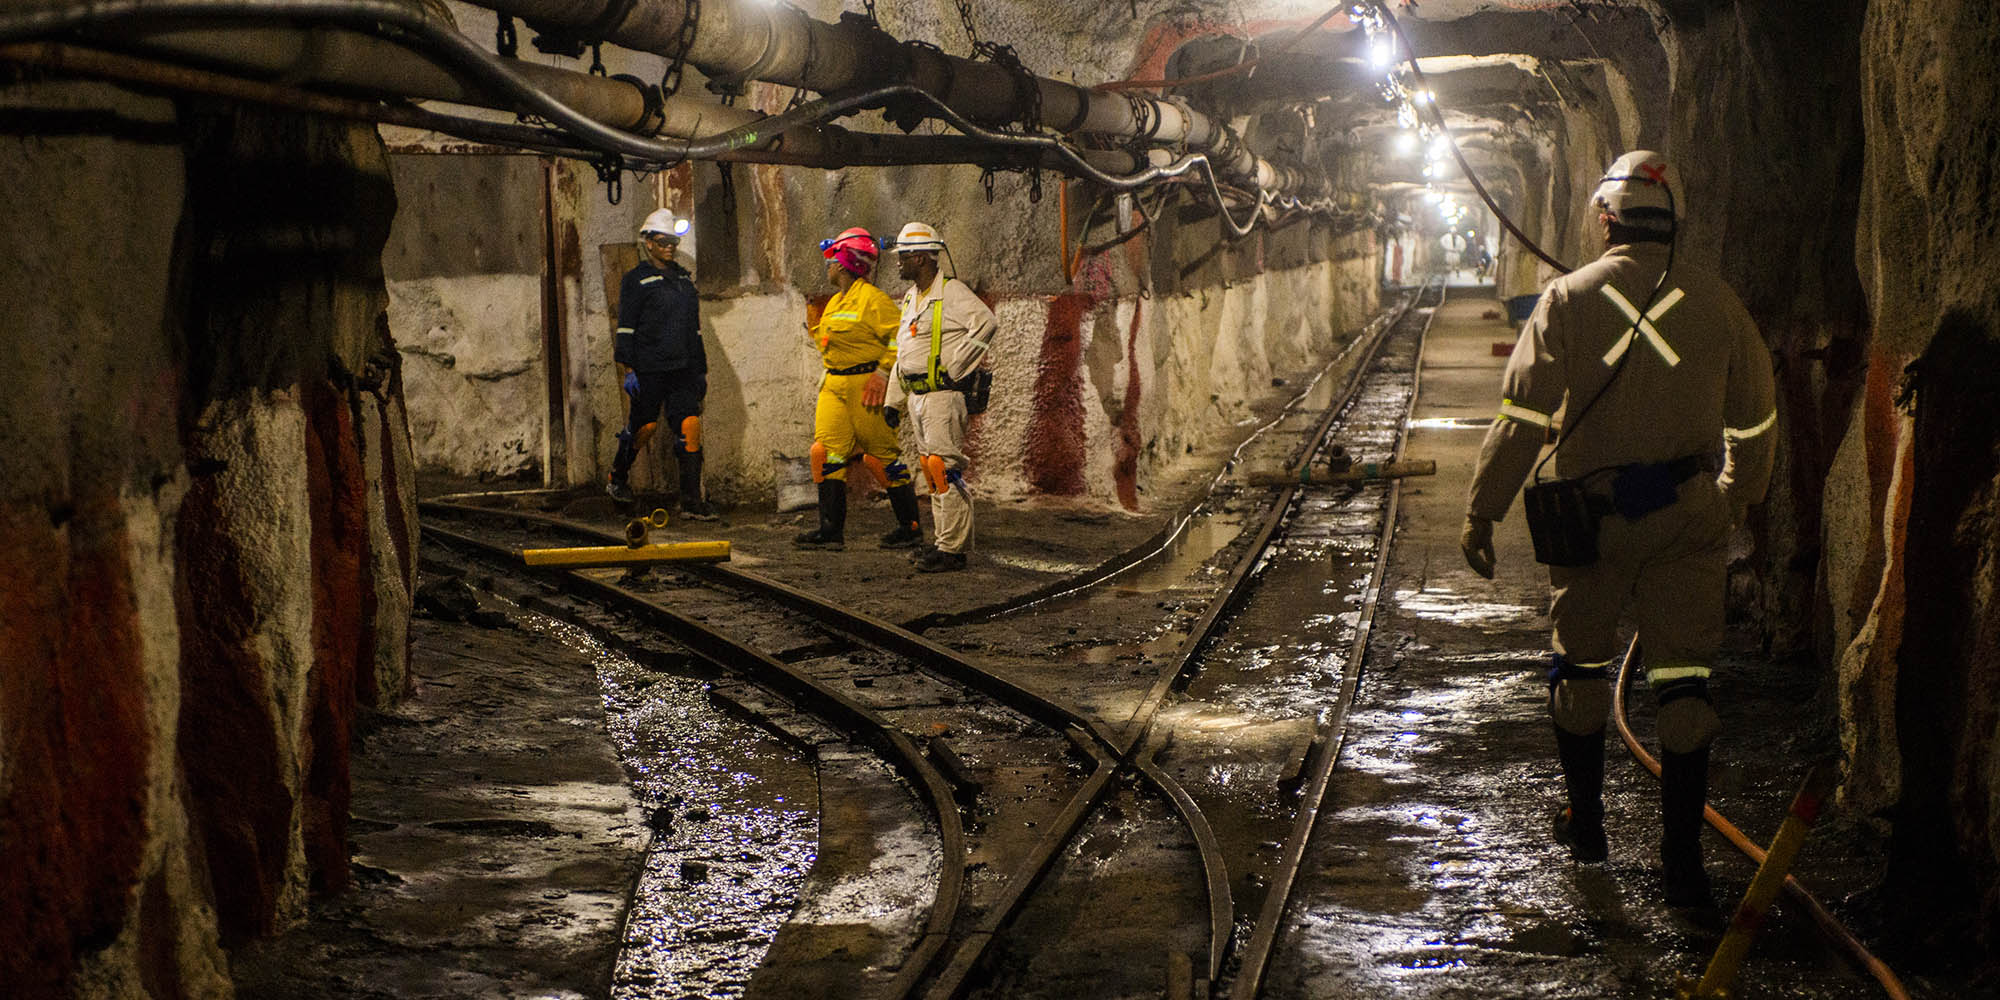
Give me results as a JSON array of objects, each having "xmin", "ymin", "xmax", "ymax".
[
  {"xmin": 1024, "ymin": 293, "xmax": 1093, "ymax": 496},
  {"xmin": 0, "ymin": 499, "xmax": 153, "ymax": 996},
  {"xmin": 304, "ymin": 380, "xmax": 370, "ymax": 896},
  {"xmin": 1113, "ymin": 301, "xmax": 1146, "ymax": 510}
]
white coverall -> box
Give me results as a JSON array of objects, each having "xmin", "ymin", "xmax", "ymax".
[
  {"xmin": 1469, "ymin": 240, "xmax": 1778, "ymax": 711},
  {"xmin": 885, "ymin": 273, "xmax": 998, "ymax": 555}
]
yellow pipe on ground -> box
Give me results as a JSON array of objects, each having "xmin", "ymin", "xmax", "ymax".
[
  {"xmin": 1680, "ymin": 760, "xmax": 1839, "ymax": 1000},
  {"xmin": 521, "ymin": 540, "xmax": 730, "ymax": 568}
]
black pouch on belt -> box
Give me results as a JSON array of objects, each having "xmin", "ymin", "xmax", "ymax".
[
  {"xmin": 1610, "ymin": 455, "xmax": 1701, "ymax": 520},
  {"xmin": 961, "ymin": 368, "xmax": 993, "ymax": 416},
  {"xmin": 1523, "ymin": 477, "xmax": 1600, "ymax": 566}
]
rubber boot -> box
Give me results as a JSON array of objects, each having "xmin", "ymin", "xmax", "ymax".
[
  {"xmin": 677, "ymin": 449, "xmax": 718, "ymax": 521},
  {"xmin": 1552, "ymin": 726, "xmax": 1609, "ymax": 862},
  {"xmin": 795, "ymin": 479, "xmax": 847, "ymax": 548},
  {"xmin": 880, "ymin": 482, "xmax": 923, "ymax": 548},
  {"xmin": 1660, "ymin": 746, "xmax": 1714, "ymax": 908},
  {"xmin": 607, "ymin": 437, "xmax": 638, "ymax": 503}
]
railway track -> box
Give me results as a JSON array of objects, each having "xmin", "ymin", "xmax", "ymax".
[
  {"xmin": 411, "ymin": 276, "xmax": 1921, "ymax": 1000},
  {"xmin": 419, "ymin": 281, "xmax": 1442, "ymax": 998}
]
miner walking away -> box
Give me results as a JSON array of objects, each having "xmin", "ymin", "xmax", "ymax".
[{"xmin": 1458, "ymin": 151, "xmax": 1778, "ymax": 908}]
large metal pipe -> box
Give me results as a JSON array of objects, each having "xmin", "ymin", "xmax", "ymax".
[{"xmin": 462, "ymin": 0, "xmax": 1292, "ymax": 190}]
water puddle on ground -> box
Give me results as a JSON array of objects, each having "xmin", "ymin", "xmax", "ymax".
[{"xmin": 526, "ymin": 615, "xmax": 819, "ymax": 1000}]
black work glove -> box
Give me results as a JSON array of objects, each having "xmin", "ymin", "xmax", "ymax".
[{"xmin": 883, "ymin": 406, "xmax": 901, "ymax": 430}]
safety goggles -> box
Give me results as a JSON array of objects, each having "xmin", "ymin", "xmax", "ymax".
[{"xmin": 644, "ymin": 232, "xmax": 682, "ymax": 244}]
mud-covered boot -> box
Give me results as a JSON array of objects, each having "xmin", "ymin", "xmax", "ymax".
[
  {"xmin": 880, "ymin": 483, "xmax": 923, "ymax": 548},
  {"xmin": 794, "ymin": 479, "xmax": 847, "ymax": 549},
  {"xmin": 1552, "ymin": 725, "xmax": 1609, "ymax": 862},
  {"xmin": 1660, "ymin": 746, "xmax": 1715, "ymax": 908}
]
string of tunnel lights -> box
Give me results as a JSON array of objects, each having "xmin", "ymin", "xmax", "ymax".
[
  {"xmin": 1353, "ymin": 1, "xmax": 1574, "ymax": 273},
  {"xmin": 1348, "ymin": 3, "xmax": 1469, "ymax": 233}
]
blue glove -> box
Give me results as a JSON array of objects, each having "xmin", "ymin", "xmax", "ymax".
[{"xmin": 623, "ymin": 371, "xmax": 639, "ymax": 397}]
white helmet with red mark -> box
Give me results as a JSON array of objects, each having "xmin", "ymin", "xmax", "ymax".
[{"xmin": 1591, "ymin": 150, "xmax": 1675, "ymax": 231}]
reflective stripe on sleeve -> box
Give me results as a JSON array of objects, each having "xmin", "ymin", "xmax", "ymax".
[
  {"xmin": 1498, "ymin": 399, "xmax": 1553, "ymax": 427},
  {"xmin": 1645, "ymin": 663, "xmax": 1712, "ymax": 686},
  {"xmin": 616, "ymin": 327, "xmax": 635, "ymax": 334},
  {"xmin": 1725, "ymin": 408, "xmax": 1777, "ymax": 440},
  {"xmin": 640, "ymin": 275, "xmax": 663, "ymax": 284}
]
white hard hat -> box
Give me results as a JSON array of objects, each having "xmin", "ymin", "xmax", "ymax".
[
  {"xmin": 1590, "ymin": 150, "xmax": 1675, "ymax": 231},
  {"xmin": 892, "ymin": 221, "xmax": 944, "ymax": 253},
  {"xmin": 640, "ymin": 207, "xmax": 690, "ymax": 238}
]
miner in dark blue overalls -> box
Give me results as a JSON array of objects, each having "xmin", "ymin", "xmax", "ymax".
[{"xmin": 608, "ymin": 207, "xmax": 717, "ymax": 521}]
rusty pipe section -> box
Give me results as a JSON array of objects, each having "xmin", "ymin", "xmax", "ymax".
[{"xmin": 463, "ymin": 0, "xmax": 1295, "ymax": 191}]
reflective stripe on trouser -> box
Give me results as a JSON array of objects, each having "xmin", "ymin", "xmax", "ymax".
[
  {"xmin": 911, "ymin": 389, "xmax": 971, "ymax": 554},
  {"xmin": 1549, "ymin": 475, "xmax": 1727, "ymax": 751},
  {"xmin": 813, "ymin": 370, "xmax": 903, "ymax": 483}
]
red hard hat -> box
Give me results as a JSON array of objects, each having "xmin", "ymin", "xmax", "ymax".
[{"xmin": 820, "ymin": 227, "xmax": 879, "ymax": 260}]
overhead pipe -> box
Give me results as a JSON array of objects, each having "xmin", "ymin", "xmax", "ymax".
[
  {"xmin": 108, "ymin": 25, "xmax": 660, "ymax": 129},
  {"xmin": 1, "ymin": 0, "xmax": 1326, "ymax": 221},
  {"xmin": 460, "ymin": 0, "xmax": 1302, "ymax": 193}
]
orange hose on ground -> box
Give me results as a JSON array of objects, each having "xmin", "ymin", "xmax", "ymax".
[{"xmin": 1611, "ymin": 638, "xmax": 1910, "ymax": 1000}]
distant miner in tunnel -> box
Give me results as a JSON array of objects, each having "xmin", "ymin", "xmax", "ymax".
[
  {"xmin": 609, "ymin": 207, "xmax": 718, "ymax": 520},
  {"xmin": 1459, "ymin": 151, "xmax": 1778, "ymax": 908},
  {"xmin": 796, "ymin": 227, "xmax": 925, "ymax": 551},
  {"xmin": 886, "ymin": 221, "xmax": 999, "ymax": 574}
]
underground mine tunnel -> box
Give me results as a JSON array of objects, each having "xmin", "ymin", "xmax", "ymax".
[{"xmin": 4, "ymin": 0, "xmax": 1997, "ymax": 997}]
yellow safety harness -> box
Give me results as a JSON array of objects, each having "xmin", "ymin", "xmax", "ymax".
[{"xmin": 904, "ymin": 297, "xmax": 950, "ymax": 394}]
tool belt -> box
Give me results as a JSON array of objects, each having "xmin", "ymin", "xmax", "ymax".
[
  {"xmin": 825, "ymin": 361, "xmax": 881, "ymax": 376},
  {"xmin": 1524, "ymin": 453, "xmax": 1711, "ymax": 567}
]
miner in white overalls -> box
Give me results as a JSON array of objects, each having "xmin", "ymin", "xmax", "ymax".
[
  {"xmin": 884, "ymin": 222, "xmax": 998, "ymax": 574},
  {"xmin": 1460, "ymin": 152, "xmax": 1778, "ymax": 908}
]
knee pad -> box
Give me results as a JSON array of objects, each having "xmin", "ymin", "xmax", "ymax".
[
  {"xmin": 881, "ymin": 460, "xmax": 913, "ymax": 489},
  {"xmin": 922, "ymin": 454, "xmax": 948, "ymax": 494},
  {"xmin": 1547, "ymin": 655, "xmax": 1611, "ymax": 735},
  {"xmin": 859, "ymin": 454, "xmax": 890, "ymax": 489},
  {"xmin": 1653, "ymin": 669, "xmax": 1718, "ymax": 754},
  {"xmin": 679, "ymin": 415, "xmax": 701, "ymax": 453},
  {"xmin": 809, "ymin": 442, "xmax": 850, "ymax": 483},
  {"xmin": 634, "ymin": 421, "xmax": 660, "ymax": 449}
]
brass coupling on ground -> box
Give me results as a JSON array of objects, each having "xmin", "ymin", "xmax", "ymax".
[{"xmin": 624, "ymin": 508, "xmax": 671, "ymax": 547}]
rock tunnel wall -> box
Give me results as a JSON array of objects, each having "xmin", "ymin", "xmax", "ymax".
[
  {"xmin": 1647, "ymin": 0, "xmax": 2000, "ymax": 946},
  {"xmin": 1475, "ymin": 0, "xmax": 2000, "ymax": 945},
  {"xmin": 1848, "ymin": 0, "xmax": 2000, "ymax": 942},
  {"xmin": 0, "ymin": 82, "xmax": 415, "ymax": 996}
]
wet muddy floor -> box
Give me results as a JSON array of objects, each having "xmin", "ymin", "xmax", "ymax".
[{"xmin": 254, "ymin": 289, "xmax": 1984, "ymax": 999}]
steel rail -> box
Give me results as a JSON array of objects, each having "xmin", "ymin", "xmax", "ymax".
[
  {"xmin": 903, "ymin": 291, "xmax": 1424, "ymax": 634},
  {"xmin": 417, "ymin": 501, "xmax": 1199, "ymax": 997},
  {"xmin": 419, "ymin": 520, "xmax": 969, "ymax": 994},
  {"xmin": 1226, "ymin": 277, "xmax": 1441, "ymax": 998},
  {"xmin": 1610, "ymin": 639, "xmax": 1912, "ymax": 1000},
  {"xmin": 1117, "ymin": 279, "xmax": 1423, "ymax": 753}
]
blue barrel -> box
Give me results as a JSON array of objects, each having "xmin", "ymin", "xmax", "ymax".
[{"xmin": 1505, "ymin": 294, "xmax": 1540, "ymax": 323}]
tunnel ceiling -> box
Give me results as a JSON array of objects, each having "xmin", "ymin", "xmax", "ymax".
[{"xmin": 1131, "ymin": 2, "xmax": 1668, "ymax": 221}]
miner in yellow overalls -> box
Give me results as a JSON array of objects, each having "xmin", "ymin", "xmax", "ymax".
[
  {"xmin": 1460, "ymin": 152, "xmax": 1778, "ymax": 908},
  {"xmin": 795, "ymin": 227, "xmax": 924, "ymax": 550}
]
